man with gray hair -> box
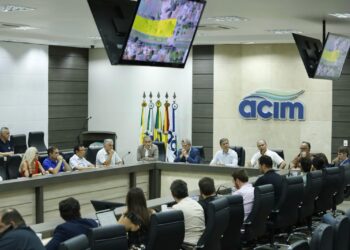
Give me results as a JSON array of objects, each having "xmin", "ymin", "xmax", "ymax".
[
  {"xmin": 174, "ymin": 139, "xmax": 201, "ymax": 164},
  {"xmin": 0, "ymin": 127, "xmax": 14, "ymax": 157},
  {"xmin": 137, "ymin": 136, "xmax": 159, "ymax": 161},
  {"xmin": 96, "ymin": 139, "xmax": 122, "ymax": 166}
]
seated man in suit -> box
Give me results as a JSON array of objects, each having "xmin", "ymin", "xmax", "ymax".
[
  {"xmin": 174, "ymin": 139, "xmax": 201, "ymax": 164},
  {"xmin": 46, "ymin": 197, "xmax": 98, "ymax": 250},
  {"xmin": 0, "ymin": 208, "xmax": 45, "ymax": 250},
  {"xmin": 137, "ymin": 136, "xmax": 159, "ymax": 161},
  {"xmin": 210, "ymin": 138, "xmax": 238, "ymax": 167},
  {"xmin": 332, "ymin": 146, "xmax": 350, "ymax": 167},
  {"xmin": 96, "ymin": 139, "xmax": 122, "ymax": 167},
  {"xmin": 0, "ymin": 127, "xmax": 14, "ymax": 157},
  {"xmin": 232, "ymin": 169, "xmax": 254, "ymax": 220},
  {"xmin": 69, "ymin": 145, "xmax": 95, "ymax": 170},
  {"xmin": 254, "ymin": 155, "xmax": 284, "ymax": 208},
  {"xmin": 250, "ymin": 139, "xmax": 286, "ymax": 169},
  {"xmin": 289, "ymin": 141, "xmax": 312, "ymax": 169},
  {"xmin": 198, "ymin": 177, "xmax": 218, "ymax": 223},
  {"xmin": 43, "ymin": 146, "xmax": 71, "ymax": 174}
]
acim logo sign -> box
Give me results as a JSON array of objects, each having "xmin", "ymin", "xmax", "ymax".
[{"xmin": 238, "ymin": 90, "xmax": 305, "ymax": 120}]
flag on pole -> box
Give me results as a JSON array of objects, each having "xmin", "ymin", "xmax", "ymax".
[
  {"xmin": 166, "ymin": 94, "xmax": 178, "ymax": 162},
  {"xmin": 153, "ymin": 100, "xmax": 163, "ymax": 142},
  {"xmin": 146, "ymin": 100, "xmax": 154, "ymax": 140},
  {"xmin": 163, "ymin": 99, "xmax": 170, "ymax": 146},
  {"xmin": 139, "ymin": 98, "xmax": 147, "ymax": 144}
]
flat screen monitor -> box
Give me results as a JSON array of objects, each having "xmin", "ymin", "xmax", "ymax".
[
  {"xmin": 90, "ymin": 200, "xmax": 125, "ymax": 212},
  {"xmin": 292, "ymin": 33, "xmax": 323, "ymax": 78},
  {"xmin": 314, "ymin": 33, "xmax": 350, "ymax": 79},
  {"xmin": 119, "ymin": 0, "xmax": 206, "ymax": 68}
]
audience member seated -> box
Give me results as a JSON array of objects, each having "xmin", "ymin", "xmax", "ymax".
[
  {"xmin": 0, "ymin": 208, "xmax": 45, "ymax": 250},
  {"xmin": 289, "ymin": 141, "xmax": 312, "ymax": 169},
  {"xmin": 69, "ymin": 145, "xmax": 94, "ymax": 171},
  {"xmin": 45, "ymin": 197, "xmax": 98, "ymax": 250},
  {"xmin": 0, "ymin": 127, "xmax": 14, "ymax": 157},
  {"xmin": 19, "ymin": 147, "xmax": 47, "ymax": 177},
  {"xmin": 43, "ymin": 146, "xmax": 71, "ymax": 174},
  {"xmin": 231, "ymin": 169, "xmax": 254, "ymax": 220},
  {"xmin": 332, "ymin": 146, "xmax": 350, "ymax": 167},
  {"xmin": 96, "ymin": 139, "xmax": 122, "ymax": 167},
  {"xmin": 137, "ymin": 136, "xmax": 159, "ymax": 162},
  {"xmin": 210, "ymin": 138, "xmax": 238, "ymax": 167},
  {"xmin": 170, "ymin": 179, "xmax": 205, "ymax": 245},
  {"xmin": 174, "ymin": 139, "xmax": 201, "ymax": 164},
  {"xmin": 198, "ymin": 177, "xmax": 218, "ymax": 223},
  {"xmin": 254, "ymin": 155, "xmax": 284, "ymax": 207},
  {"xmin": 118, "ymin": 187, "xmax": 154, "ymax": 249},
  {"xmin": 250, "ymin": 139, "xmax": 286, "ymax": 169},
  {"xmin": 300, "ymin": 157, "xmax": 312, "ymax": 185},
  {"xmin": 312, "ymin": 153, "xmax": 330, "ymax": 170}
]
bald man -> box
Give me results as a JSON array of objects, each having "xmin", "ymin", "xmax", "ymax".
[{"xmin": 250, "ymin": 139, "xmax": 286, "ymax": 169}]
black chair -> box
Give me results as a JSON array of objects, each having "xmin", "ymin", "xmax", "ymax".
[
  {"xmin": 221, "ymin": 195, "xmax": 244, "ymax": 250},
  {"xmin": 289, "ymin": 240, "xmax": 310, "ymax": 250},
  {"xmin": 242, "ymin": 184, "xmax": 274, "ymax": 244},
  {"xmin": 147, "ymin": 210, "xmax": 185, "ymax": 250},
  {"xmin": 230, "ymin": 146, "xmax": 246, "ymax": 166},
  {"xmin": 324, "ymin": 215, "xmax": 350, "ymax": 250},
  {"xmin": 88, "ymin": 224, "xmax": 128, "ymax": 250},
  {"xmin": 192, "ymin": 146, "xmax": 205, "ymax": 162},
  {"xmin": 153, "ymin": 141, "xmax": 165, "ymax": 162},
  {"xmin": 59, "ymin": 234, "xmax": 90, "ymax": 250},
  {"xmin": 86, "ymin": 144, "xmax": 103, "ymax": 165},
  {"xmin": 298, "ymin": 171, "xmax": 323, "ymax": 229},
  {"xmin": 271, "ymin": 149, "xmax": 284, "ymax": 160},
  {"xmin": 10, "ymin": 134, "xmax": 27, "ymax": 154},
  {"xmin": 38, "ymin": 154, "xmax": 48, "ymax": 166},
  {"xmin": 267, "ymin": 176, "xmax": 304, "ymax": 245},
  {"xmin": 193, "ymin": 197, "xmax": 230, "ymax": 250},
  {"xmin": 310, "ymin": 223, "xmax": 333, "ymax": 250},
  {"xmin": 344, "ymin": 165, "xmax": 350, "ymax": 198},
  {"xmin": 61, "ymin": 151, "xmax": 74, "ymax": 163},
  {"xmin": 28, "ymin": 131, "xmax": 47, "ymax": 152},
  {"xmin": 334, "ymin": 166, "xmax": 346, "ymax": 211},
  {"xmin": 314, "ymin": 167, "xmax": 341, "ymax": 214},
  {"xmin": 0, "ymin": 157, "xmax": 8, "ymax": 180},
  {"xmin": 6, "ymin": 155, "xmax": 21, "ymax": 179}
]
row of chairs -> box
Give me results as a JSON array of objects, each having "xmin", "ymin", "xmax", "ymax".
[
  {"xmin": 10, "ymin": 131, "xmax": 47, "ymax": 153},
  {"xmin": 0, "ymin": 151, "xmax": 74, "ymax": 180}
]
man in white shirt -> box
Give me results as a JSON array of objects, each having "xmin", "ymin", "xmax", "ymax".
[
  {"xmin": 170, "ymin": 179, "xmax": 205, "ymax": 245},
  {"xmin": 232, "ymin": 169, "xmax": 254, "ymax": 220},
  {"xmin": 96, "ymin": 139, "xmax": 122, "ymax": 167},
  {"xmin": 210, "ymin": 138, "xmax": 238, "ymax": 167},
  {"xmin": 69, "ymin": 145, "xmax": 94, "ymax": 170},
  {"xmin": 250, "ymin": 139, "xmax": 286, "ymax": 169}
]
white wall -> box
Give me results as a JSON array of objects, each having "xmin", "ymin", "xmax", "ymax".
[
  {"xmin": 214, "ymin": 44, "xmax": 332, "ymax": 165},
  {"xmin": 88, "ymin": 49, "xmax": 193, "ymax": 163},
  {"xmin": 0, "ymin": 42, "xmax": 48, "ymax": 145}
]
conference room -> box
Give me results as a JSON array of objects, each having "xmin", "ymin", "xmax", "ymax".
[{"xmin": 0, "ymin": 0, "xmax": 350, "ymax": 249}]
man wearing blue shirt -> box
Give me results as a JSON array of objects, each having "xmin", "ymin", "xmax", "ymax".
[
  {"xmin": 0, "ymin": 127, "xmax": 14, "ymax": 157},
  {"xmin": 174, "ymin": 139, "xmax": 201, "ymax": 164},
  {"xmin": 43, "ymin": 146, "xmax": 71, "ymax": 174}
]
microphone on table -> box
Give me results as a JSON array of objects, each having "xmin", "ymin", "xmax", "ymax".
[{"xmin": 122, "ymin": 151, "xmax": 131, "ymax": 165}]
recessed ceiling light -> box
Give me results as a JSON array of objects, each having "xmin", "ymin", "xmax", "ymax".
[
  {"xmin": 329, "ymin": 13, "xmax": 350, "ymax": 19},
  {"xmin": 241, "ymin": 42, "xmax": 256, "ymax": 44},
  {"xmin": 0, "ymin": 5, "xmax": 35, "ymax": 12},
  {"xmin": 266, "ymin": 29, "xmax": 302, "ymax": 35},
  {"xmin": 206, "ymin": 16, "xmax": 249, "ymax": 22},
  {"xmin": 89, "ymin": 36, "xmax": 102, "ymax": 40},
  {"xmin": 13, "ymin": 26, "xmax": 38, "ymax": 30}
]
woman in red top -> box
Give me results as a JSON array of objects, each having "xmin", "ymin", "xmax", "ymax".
[{"xmin": 19, "ymin": 147, "xmax": 47, "ymax": 177}]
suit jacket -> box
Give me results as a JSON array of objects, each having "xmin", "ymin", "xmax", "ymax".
[
  {"xmin": 174, "ymin": 147, "xmax": 201, "ymax": 164},
  {"xmin": 45, "ymin": 218, "xmax": 98, "ymax": 250},
  {"xmin": 137, "ymin": 144, "xmax": 159, "ymax": 161},
  {"xmin": 0, "ymin": 225, "xmax": 45, "ymax": 250}
]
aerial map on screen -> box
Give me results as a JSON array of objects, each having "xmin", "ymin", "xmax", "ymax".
[
  {"xmin": 121, "ymin": 0, "xmax": 205, "ymax": 65},
  {"xmin": 315, "ymin": 33, "xmax": 350, "ymax": 79}
]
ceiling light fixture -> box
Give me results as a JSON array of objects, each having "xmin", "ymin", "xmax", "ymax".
[
  {"xmin": 266, "ymin": 29, "xmax": 302, "ymax": 35},
  {"xmin": 89, "ymin": 36, "xmax": 102, "ymax": 40},
  {"xmin": 0, "ymin": 5, "xmax": 35, "ymax": 12},
  {"xmin": 329, "ymin": 13, "xmax": 350, "ymax": 19},
  {"xmin": 206, "ymin": 16, "xmax": 249, "ymax": 22},
  {"xmin": 13, "ymin": 26, "xmax": 38, "ymax": 30}
]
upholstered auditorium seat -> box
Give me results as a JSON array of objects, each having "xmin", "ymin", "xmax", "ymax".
[
  {"xmin": 230, "ymin": 146, "xmax": 246, "ymax": 166},
  {"xmin": 10, "ymin": 134, "xmax": 27, "ymax": 154},
  {"xmin": 59, "ymin": 234, "xmax": 89, "ymax": 250},
  {"xmin": 28, "ymin": 131, "xmax": 47, "ymax": 152},
  {"xmin": 88, "ymin": 224, "xmax": 128, "ymax": 250},
  {"xmin": 153, "ymin": 141, "xmax": 166, "ymax": 162}
]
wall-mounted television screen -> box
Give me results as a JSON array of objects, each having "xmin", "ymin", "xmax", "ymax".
[
  {"xmin": 314, "ymin": 33, "xmax": 350, "ymax": 80},
  {"xmin": 119, "ymin": 0, "xmax": 206, "ymax": 68}
]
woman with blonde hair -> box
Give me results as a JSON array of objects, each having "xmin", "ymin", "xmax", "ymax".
[{"xmin": 19, "ymin": 147, "xmax": 47, "ymax": 177}]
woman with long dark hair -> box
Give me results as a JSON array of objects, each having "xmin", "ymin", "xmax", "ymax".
[{"xmin": 118, "ymin": 187, "xmax": 154, "ymax": 249}]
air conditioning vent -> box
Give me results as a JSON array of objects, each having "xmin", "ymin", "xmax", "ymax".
[{"xmin": 198, "ymin": 24, "xmax": 236, "ymax": 31}]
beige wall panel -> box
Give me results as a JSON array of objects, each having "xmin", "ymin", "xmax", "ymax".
[{"xmin": 213, "ymin": 44, "xmax": 332, "ymax": 165}]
